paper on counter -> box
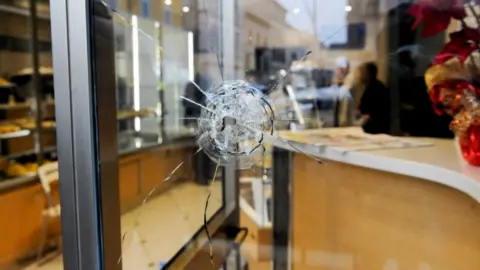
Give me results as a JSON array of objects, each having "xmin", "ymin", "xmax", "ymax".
[{"xmin": 280, "ymin": 131, "xmax": 434, "ymax": 152}]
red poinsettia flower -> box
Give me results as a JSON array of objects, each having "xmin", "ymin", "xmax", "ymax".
[
  {"xmin": 429, "ymin": 80, "xmax": 475, "ymax": 115},
  {"xmin": 459, "ymin": 123, "xmax": 480, "ymax": 166},
  {"xmin": 450, "ymin": 27, "xmax": 480, "ymax": 42},
  {"xmin": 433, "ymin": 28, "xmax": 480, "ymax": 65},
  {"xmin": 409, "ymin": 0, "xmax": 467, "ymax": 37}
]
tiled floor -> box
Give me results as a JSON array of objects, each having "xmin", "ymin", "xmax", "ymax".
[{"xmin": 22, "ymin": 181, "xmax": 223, "ymax": 270}]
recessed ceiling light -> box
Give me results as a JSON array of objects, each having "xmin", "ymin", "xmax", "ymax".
[
  {"xmin": 345, "ymin": 5, "xmax": 352, "ymax": 12},
  {"xmin": 165, "ymin": 0, "xmax": 172, "ymax": 6},
  {"xmin": 182, "ymin": 6, "xmax": 190, "ymax": 12},
  {"xmin": 293, "ymin": 8, "xmax": 300, "ymax": 14}
]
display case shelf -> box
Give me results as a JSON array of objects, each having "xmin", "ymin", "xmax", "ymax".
[
  {"xmin": 0, "ymin": 130, "xmax": 31, "ymax": 140},
  {"xmin": 0, "ymin": 4, "xmax": 49, "ymax": 20},
  {"xmin": 0, "ymin": 100, "xmax": 55, "ymax": 110},
  {"xmin": 0, "ymin": 103, "xmax": 31, "ymax": 110},
  {"xmin": 0, "ymin": 173, "xmax": 37, "ymax": 190},
  {"xmin": 4, "ymin": 145, "xmax": 56, "ymax": 160},
  {"xmin": 117, "ymin": 108, "xmax": 157, "ymax": 120}
]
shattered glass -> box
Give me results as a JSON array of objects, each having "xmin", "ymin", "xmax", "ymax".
[{"xmin": 98, "ymin": 0, "xmax": 347, "ymax": 267}]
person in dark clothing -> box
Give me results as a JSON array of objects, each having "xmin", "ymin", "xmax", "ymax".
[
  {"xmin": 183, "ymin": 62, "xmax": 212, "ymax": 126},
  {"xmin": 358, "ymin": 62, "xmax": 391, "ymax": 134},
  {"xmin": 400, "ymin": 75, "xmax": 454, "ymax": 138}
]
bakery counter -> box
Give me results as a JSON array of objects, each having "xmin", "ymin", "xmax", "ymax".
[
  {"xmin": 0, "ymin": 137, "xmax": 197, "ymax": 267},
  {"xmin": 270, "ymin": 128, "xmax": 480, "ymax": 270}
]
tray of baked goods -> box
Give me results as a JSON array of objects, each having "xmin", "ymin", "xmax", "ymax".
[
  {"xmin": 0, "ymin": 124, "xmax": 31, "ymax": 139},
  {"xmin": 0, "ymin": 152, "xmax": 57, "ymax": 181},
  {"xmin": 117, "ymin": 108, "xmax": 156, "ymax": 120},
  {"xmin": 14, "ymin": 117, "xmax": 56, "ymax": 130},
  {"xmin": 0, "ymin": 117, "xmax": 56, "ymax": 139}
]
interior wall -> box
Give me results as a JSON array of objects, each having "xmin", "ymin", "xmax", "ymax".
[{"xmin": 0, "ymin": 12, "xmax": 52, "ymax": 77}]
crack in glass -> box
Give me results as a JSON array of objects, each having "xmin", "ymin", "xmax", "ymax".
[{"xmin": 99, "ymin": 1, "xmax": 346, "ymax": 267}]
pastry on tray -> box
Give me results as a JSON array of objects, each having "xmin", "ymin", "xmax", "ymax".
[
  {"xmin": 24, "ymin": 163, "xmax": 38, "ymax": 173},
  {"xmin": 0, "ymin": 77, "xmax": 14, "ymax": 88},
  {"xmin": 42, "ymin": 121, "xmax": 56, "ymax": 128},
  {"xmin": 6, "ymin": 162, "xmax": 30, "ymax": 177},
  {"xmin": 14, "ymin": 118, "xmax": 35, "ymax": 129},
  {"xmin": 0, "ymin": 124, "xmax": 21, "ymax": 134}
]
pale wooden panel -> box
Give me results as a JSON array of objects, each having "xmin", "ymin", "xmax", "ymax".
[
  {"xmin": 240, "ymin": 209, "xmax": 272, "ymax": 262},
  {"xmin": 292, "ymin": 153, "xmax": 480, "ymax": 270}
]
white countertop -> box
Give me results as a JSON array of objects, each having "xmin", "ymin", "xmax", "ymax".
[{"xmin": 270, "ymin": 128, "xmax": 480, "ymax": 203}]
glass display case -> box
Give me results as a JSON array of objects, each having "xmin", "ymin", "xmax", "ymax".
[
  {"xmin": 114, "ymin": 11, "xmax": 162, "ymax": 154},
  {"xmin": 0, "ymin": 1, "xmax": 197, "ymax": 187},
  {"xmin": 0, "ymin": 1, "xmax": 55, "ymax": 186},
  {"xmin": 0, "ymin": 0, "xmax": 237, "ymax": 268},
  {"xmin": 113, "ymin": 10, "xmax": 195, "ymax": 156}
]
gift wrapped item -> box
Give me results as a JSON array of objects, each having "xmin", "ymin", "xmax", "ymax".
[{"xmin": 410, "ymin": 3, "xmax": 480, "ymax": 166}]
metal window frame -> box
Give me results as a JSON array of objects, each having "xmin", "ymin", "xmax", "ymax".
[
  {"xmin": 50, "ymin": 0, "xmax": 122, "ymax": 269},
  {"xmin": 51, "ymin": 0, "xmax": 239, "ymax": 268},
  {"xmin": 272, "ymin": 147, "xmax": 293, "ymax": 270}
]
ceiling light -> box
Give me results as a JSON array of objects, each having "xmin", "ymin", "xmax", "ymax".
[
  {"xmin": 165, "ymin": 0, "xmax": 172, "ymax": 6},
  {"xmin": 182, "ymin": 6, "xmax": 190, "ymax": 12},
  {"xmin": 345, "ymin": 5, "xmax": 352, "ymax": 12},
  {"xmin": 293, "ymin": 8, "xmax": 300, "ymax": 14}
]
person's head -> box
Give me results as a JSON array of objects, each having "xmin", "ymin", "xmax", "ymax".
[
  {"xmin": 335, "ymin": 56, "xmax": 350, "ymax": 77},
  {"xmin": 364, "ymin": 62, "xmax": 378, "ymax": 82}
]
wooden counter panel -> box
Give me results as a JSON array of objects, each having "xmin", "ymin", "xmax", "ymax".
[
  {"xmin": 240, "ymin": 209, "xmax": 272, "ymax": 262},
  {"xmin": 292, "ymin": 153, "xmax": 480, "ymax": 270},
  {"xmin": 140, "ymin": 151, "xmax": 166, "ymax": 193},
  {"xmin": 0, "ymin": 183, "xmax": 45, "ymax": 267},
  {"xmin": 139, "ymin": 148, "xmax": 192, "ymax": 194},
  {"xmin": 118, "ymin": 159, "xmax": 140, "ymax": 205},
  {"xmin": 162, "ymin": 148, "xmax": 190, "ymax": 181}
]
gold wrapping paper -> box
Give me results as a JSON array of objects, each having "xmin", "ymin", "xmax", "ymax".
[{"xmin": 425, "ymin": 58, "xmax": 469, "ymax": 90}]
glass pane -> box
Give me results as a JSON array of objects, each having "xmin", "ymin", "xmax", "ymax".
[
  {"xmin": 11, "ymin": 0, "xmax": 479, "ymax": 269},
  {"xmin": 256, "ymin": 1, "xmax": 480, "ymax": 270},
  {"xmin": 0, "ymin": 0, "xmax": 62, "ymax": 269},
  {"xmin": 110, "ymin": 1, "xmax": 226, "ymax": 268}
]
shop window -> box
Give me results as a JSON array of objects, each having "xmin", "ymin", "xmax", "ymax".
[{"xmin": 164, "ymin": 6, "xmax": 172, "ymax": 25}]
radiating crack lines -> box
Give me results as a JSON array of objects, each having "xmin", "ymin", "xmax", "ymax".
[
  {"xmin": 100, "ymin": 0, "xmax": 349, "ymax": 267},
  {"xmin": 204, "ymin": 161, "xmax": 220, "ymax": 267}
]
